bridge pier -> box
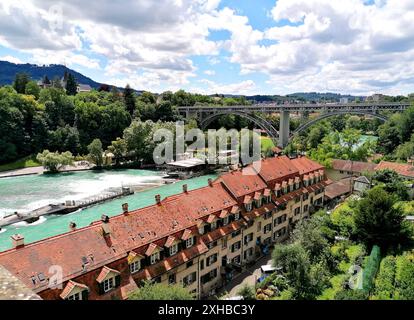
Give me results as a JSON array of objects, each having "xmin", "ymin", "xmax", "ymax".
[{"xmin": 279, "ymin": 111, "xmax": 290, "ymax": 148}]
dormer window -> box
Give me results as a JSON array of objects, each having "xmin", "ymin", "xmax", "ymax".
[
  {"xmin": 169, "ymin": 243, "xmax": 179, "ymax": 256},
  {"xmin": 245, "ymin": 202, "xmax": 252, "ymax": 212},
  {"xmin": 150, "ymin": 251, "xmax": 160, "ymax": 265},
  {"xmin": 130, "ymin": 260, "xmax": 141, "ymax": 274},
  {"xmin": 96, "ymin": 267, "xmax": 121, "ymax": 295},
  {"xmin": 186, "ymin": 236, "xmax": 195, "ymax": 248},
  {"xmin": 223, "ymin": 216, "xmax": 229, "ymax": 226},
  {"xmin": 234, "ymin": 212, "xmax": 241, "ymax": 220},
  {"xmin": 211, "ymin": 221, "xmax": 217, "ymax": 230}
]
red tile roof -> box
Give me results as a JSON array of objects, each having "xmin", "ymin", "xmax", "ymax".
[
  {"xmin": 325, "ymin": 178, "xmax": 352, "ymax": 200},
  {"xmin": 255, "ymin": 156, "xmax": 299, "ymax": 183},
  {"xmin": 375, "ymin": 161, "xmax": 414, "ymax": 178},
  {"xmin": 290, "ymin": 156, "xmax": 324, "ymax": 176},
  {"xmin": 217, "ymin": 167, "xmax": 267, "ymax": 199},
  {"xmin": 332, "ymin": 159, "xmax": 377, "ymax": 173}
]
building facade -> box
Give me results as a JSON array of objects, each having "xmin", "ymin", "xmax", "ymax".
[{"xmin": 0, "ymin": 156, "xmax": 329, "ymax": 300}]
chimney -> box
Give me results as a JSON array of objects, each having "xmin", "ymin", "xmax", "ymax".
[
  {"xmin": 101, "ymin": 215, "xmax": 111, "ymax": 236},
  {"xmin": 11, "ymin": 234, "xmax": 24, "ymax": 249},
  {"xmin": 155, "ymin": 194, "xmax": 161, "ymax": 205},
  {"xmin": 122, "ymin": 203, "xmax": 129, "ymax": 214},
  {"xmin": 69, "ymin": 222, "xmax": 77, "ymax": 231},
  {"xmin": 182, "ymin": 184, "xmax": 188, "ymax": 193},
  {"xmin": 208, "ymin": 179, "xmax": 213, "ymax": 187},
  {"xmin": 101, "ymin": 215, "xmax": 110, "ymax": 223}
]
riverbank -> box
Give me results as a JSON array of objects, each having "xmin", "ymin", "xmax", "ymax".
[{"xmin": 0, "ymin": 162, "xmax": 95, "ymax": 179}]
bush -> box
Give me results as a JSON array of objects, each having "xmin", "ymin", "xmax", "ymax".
[
  {"xmin": 237, "ymin": 284, "xmax": 256, "ymax": 300},
  {"xmin": 128, "ymin": 281, "xmax": 195, "ymax": 300},
  {"xmin": 362, "ymin": 245, "xmax": 381, "ymax": 293},
  {"xmin": 372, "ymin": 256, "xmax": 396, "ymax": 300}
]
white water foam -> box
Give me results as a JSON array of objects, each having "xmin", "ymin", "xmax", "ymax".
[
  {"xmin": 0, "ymin": 228, "xmax": 6, "ymax": 234},
  {"xmin": 11, "ymin": 216, "xmax": 47, "ymax": 228}
]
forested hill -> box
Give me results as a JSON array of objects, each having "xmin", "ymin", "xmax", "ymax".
[{"xmin": 0, "ymin": 61, "xmax": 101, "ymax": 88}]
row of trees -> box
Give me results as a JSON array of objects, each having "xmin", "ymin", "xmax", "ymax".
[{"xmin": 1, "ymin": 72, "xmax": 253, "ymax": 165}]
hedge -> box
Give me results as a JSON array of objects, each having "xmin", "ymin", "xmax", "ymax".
[{"xmin": 362, "ymin": 245, "xmax": 381, "ymax": 293}]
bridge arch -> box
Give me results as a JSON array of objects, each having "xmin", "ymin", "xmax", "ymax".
[
  {"xmin": 199, "ymin": 111, "xmax": 280, "ymax": 144},
  {"xmin": 290, "ymin": 111, "xmax": 388, "ymax": 140}
]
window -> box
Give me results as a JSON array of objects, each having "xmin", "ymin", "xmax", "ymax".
[
  {"xmin": 304, "ymin": 205, "xmax": 309, "ymax": 213},
  {"xmin": 264, "ymin": 212, "xmax": 272, "ymax": 220},
  {"xmin": 295, "ymin": 196, "xmax": 301, "ymax": 203},
  {"xmin": 200, "ymin": 259, "xmax": 205, "ymax": 270},
  {"xmin": 169, "ymin": 243, "xmax": 178, "ymax": 256},
  {"xmin": 245, "ymin": 202, "xmax": 252, "ymax": 212},
  {"xmin": 186, "ymin": 237, "xmax": 195, "ymax": 248},
  {"xmin": 231, "ymin": 241, "xmax": 241, "ymax": 253},
  {"xmin": 198, "ymin": 226, "xmax": 204, "ymax": 235},
  {"xmin": 211, "ymin": 221, "xmax": 217, "ymax": 230},
  {"xmin": 186, "ymin": 261, "xmax": 194, "ymax": 268},
  {"xmin": 206, "ymin": 253, "xmax": 218, "ymax": 267},
  {"xmin": 168, "ymin": 274, "xmax": 176, "ymax": 285},
  {"xmin": 232, "ymin": 255, "xmax": 241, "ymax": 264},
  {"xmin": 150, "ymin": 251, "xmax": 160, "ymax": 265},
  {"xmin": 183, "ymin": 272, "xmax": 197, "ymax": 286},
  {"xmin": 257, "ymin": 221, "xmax": 262, "ymax": 232},
  {"xmin": 208, "ymin": 241, "xmax": 218, "ymax": 249},
  {"xmin": 294, "ymin": 207, "xmax": 301, "ymax": 215},
  {"xmin": 130, "ymin": 260, "xmax": 141, "ymax": 274},
  {"xmin": 234, "ymin": 212, "xmax": 241, "ymax": 220},
  {"xmin": 244, "ymin": 233, "xmax": 253, "ymax": 245},
  {"xmin": 244, "ymin": 248, "xmax": 254, "ymax": 260},
  {"xmin": 201, "ymin": 269, "xmax": 218, "ymax": 284},
  {"xmin": 222, "ymin": 237, "xmax": 227, "ymax": 249},
  {"xmin": 67, "ymin": 292, "xmax": 82, "ymax": 300},
  {"xmin": 264, "ymin": 223, "xmax": 272, "ymax": 234},
  {"xmin": 255, "ymin": 199, "xmax": 262, "ymax": 208},
  {"xmin": 303, "ymin": 193, "xmax": 309, "ymax": 201},
  {"xmin": 103, "ymin": 278, "xmax": 114, "ymax": 293},
  {"xmin": 223, "ymin": 216, "xmax": 229, "ymax": 226},
  {"xmin": 232, "ymin": 230, "xmax": 241, "ymax": 238}
]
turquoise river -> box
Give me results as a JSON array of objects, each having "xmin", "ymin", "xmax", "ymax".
[{"xmin": 0, "ymin": 170, "xmax": 217, "ymax": 252}]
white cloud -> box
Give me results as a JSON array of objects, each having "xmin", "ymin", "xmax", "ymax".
[
  {"xmin": 204, "ymin": 70, "xmax": 216, "ymax": 76},
  {"xmin": 0, "ymin": 55, "xmax": 23, "ymax": 64},
  {"xmin": 224, "ymin": 0, "xmax": 414, "ymax": 94},
  {"xmin": 2, "ymin": 0, "xmax": 414, "ymax": 94},
  {"xmin": 194, "ymin": 79, "xmax": 256, "ymax": 95}
]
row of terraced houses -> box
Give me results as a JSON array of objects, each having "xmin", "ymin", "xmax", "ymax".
[{"xmin": 0, "ymin": 155, "xmax": 328, "ymax": 300}]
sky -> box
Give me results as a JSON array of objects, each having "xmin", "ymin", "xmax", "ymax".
[{"xmin": 1, "ymin": 0, "xmax": 414, "ymax": 96}]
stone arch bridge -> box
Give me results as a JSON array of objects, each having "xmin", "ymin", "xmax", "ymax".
[{"xmin": 177, "ymin": 102, "xmax": 409, "ymax": 148}]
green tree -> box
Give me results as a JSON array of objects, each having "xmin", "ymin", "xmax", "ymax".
[
  {"xmin": 272, "ymin": 243, "xmax": 317, "ymax": 300},
  {"xmin": 128, "ymin": 281, "xmax": 194, "ymax": 300},
  {"xmin": 25, "ymin": 81, "xmax": 40, "ymax": 99},
  {"xmin": 87, "ymin": 139, "xmax": 104, "ymax": 168},
  {"xmin": 13, "ymin": 73, "xmax": 30, "ymax": 94},
  {"xmin": 354, "ymin": 186, "xmax": 411, "ymax": 247},
  {"xmin": 107, "ymin": 138, "xmax": 127, "ymax": 166},
  {"xmin": 65, "ymin": 73, "xmax": 78, "ymax": 96},
  {"xmin": 124, "ymin": 84, "xmax": 136, "ymax": 116},
  {"xmin": 36, "ymin": 150, "xmax": 74, "ymax": 173}
]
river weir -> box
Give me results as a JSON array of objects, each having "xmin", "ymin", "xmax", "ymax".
[{"xmin": 0, "ymin": 186, "xmax": 135, "ymax": 228}]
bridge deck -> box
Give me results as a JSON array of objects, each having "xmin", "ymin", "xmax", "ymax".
[{"xmin": 177, "ymin": 102, "xmax": 410, "ymax": 113}]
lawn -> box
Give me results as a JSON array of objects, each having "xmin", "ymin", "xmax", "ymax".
[
  {"xmin": 0, "ymin": 156, "xmax": 41, "ymax": 172},
  {"xmin": 261, "ymin": 136, "xmax": 275, "ymax": 152}
]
